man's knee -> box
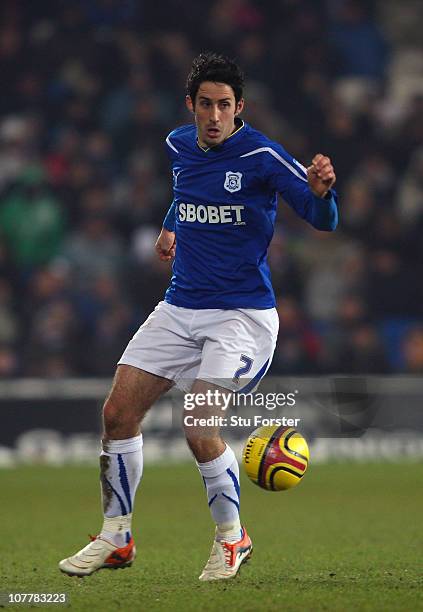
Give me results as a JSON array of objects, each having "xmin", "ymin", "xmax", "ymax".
[
  {"xmin": 102, "ymin": 365, "xmax": 172, "ymax": 440},
  {"xmin": 103, "ymin": 398, "xmax": 140, "ymax": 439}
]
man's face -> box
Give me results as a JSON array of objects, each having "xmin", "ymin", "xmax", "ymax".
[{"xmin": 186, "ymin": 81, "xmax": 244, "ymax": 148}]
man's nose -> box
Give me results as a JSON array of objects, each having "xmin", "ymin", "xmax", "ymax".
[{"xmin": 210, "ymin": 105, "xmax": 220, "ymax": 122}]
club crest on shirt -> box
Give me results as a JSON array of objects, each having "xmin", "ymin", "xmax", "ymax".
[{"xmin": 224, "ymin": 171, "xmax": 242, "ymax": 193}]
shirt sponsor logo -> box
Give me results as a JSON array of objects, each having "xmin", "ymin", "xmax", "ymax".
[
  {"xmin": 224, "ymin": 171, "xmax": 242, "ymax": 193},
  {"xmin": 178, "ymin": 203, "xmax": 245, "ymax": 225}
]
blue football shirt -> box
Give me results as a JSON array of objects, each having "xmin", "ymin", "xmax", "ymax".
[{"xmin": 162, "ymin": 120, "xmax": 338, "ymax": 309}]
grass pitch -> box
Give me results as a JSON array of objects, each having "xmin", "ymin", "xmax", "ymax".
[{"xmin": 1, "ymin": 462, "xmax": 422, "ymax": 611}]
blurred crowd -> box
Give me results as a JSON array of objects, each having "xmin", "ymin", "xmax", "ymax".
[{"xmin": 0, "ymin": 0, "xmax": 423, "ymax": 377}]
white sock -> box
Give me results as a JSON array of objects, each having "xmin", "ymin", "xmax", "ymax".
[
  {"xmin": 197, "ymin": 445, "xmax": 242, "ymax": 543},
  {"xmin": 99, "ymin": 434, "xmax": 143, "ymax": 547}
]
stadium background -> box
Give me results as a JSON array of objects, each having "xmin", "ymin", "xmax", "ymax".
[
  {"xmin": 0, "ymin": 2, "xmax": 422, "ymax": 611},
  {"xmin": 0, "ymin": 0, "xmax": 423, "ymax": 379}
]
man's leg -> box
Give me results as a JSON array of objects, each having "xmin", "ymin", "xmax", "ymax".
[
  {"xmin": 184, "ymin": 380, "xmax": 252, "ymax": 581},
  {"xmin": 59, "ymin": 365, "xmax": 172, "ymax": 576}
]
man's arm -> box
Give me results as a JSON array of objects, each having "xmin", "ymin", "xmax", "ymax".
[
  {"xmin": 162, "ymin": 200, "xmax": 176, "ymax": 231},
  {"xmin": 303, "ymin": 153, "xmax": 338, "ymax": 231},
  {"xmin": 285, "ymin": 184, "xmax": 338, "ymax": 231},
  {"xmin": 265, "ymin": 147, "xmax": 338, "ymax": 231},
  {"xmin": 155, "ymin": 201, "xmax": 176, "ymax": 261},
  {"xmin": 284, "ymin": 154, "xmax": 338, "ymax": 231}
]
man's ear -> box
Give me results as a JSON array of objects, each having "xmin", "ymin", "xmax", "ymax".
[
  {"xmin": 186, "ymin": 95, "xmax": 194, "ymax": 113},
  {"xmin": 235, "ymin": 98, "xmax": 245, "ymax": 116}
]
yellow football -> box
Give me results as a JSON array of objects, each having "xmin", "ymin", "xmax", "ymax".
[{"xmin": 242, "ymin": 425, "xmax": 309, "ymax": 491}]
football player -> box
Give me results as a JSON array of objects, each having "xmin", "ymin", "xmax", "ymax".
[{"xmin": 59, "ymin": 52, "xmax": 337, "ymax": 581}]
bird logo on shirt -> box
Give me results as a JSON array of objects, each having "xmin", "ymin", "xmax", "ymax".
[{"xmin": 224, "ymin": 171, "xmax": 242, "ymax": 193}]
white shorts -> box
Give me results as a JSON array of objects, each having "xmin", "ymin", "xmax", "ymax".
[{"xmin": 118, "ymin": 301, "xmax": 279, "ymax": 392}]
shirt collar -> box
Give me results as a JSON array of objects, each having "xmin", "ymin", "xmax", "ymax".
[{"xmin": 196, "ymin": 118, "xmax": 245, "ymax": 152}]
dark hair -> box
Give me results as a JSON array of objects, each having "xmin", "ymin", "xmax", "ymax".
[{"xmin": 186, "ymin": 52, "xmax": 244, "ymax": 104}]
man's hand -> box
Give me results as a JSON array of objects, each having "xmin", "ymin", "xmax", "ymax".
[
  {"xmin": 155, "ymin": 228, "xmax": 176, "ymax": 261},
  {"xmin": 307, "ymin": 154, "xmax": 336, "ymax": 198}
]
